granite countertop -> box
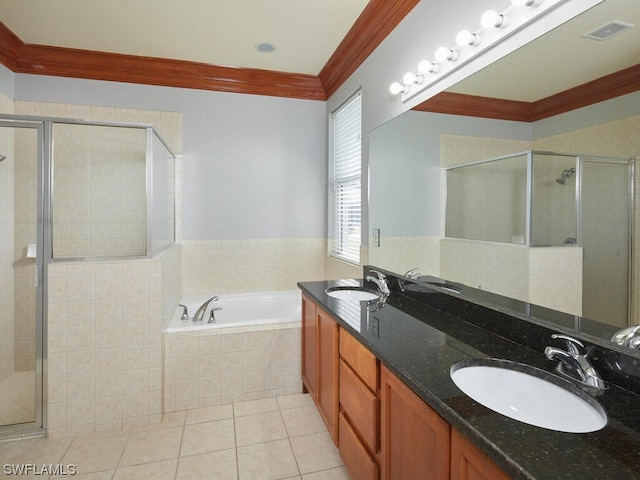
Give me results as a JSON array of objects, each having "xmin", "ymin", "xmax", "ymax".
[{"xmin": 298, "ymin": 278, "xmax": 640, "ymax": 480}]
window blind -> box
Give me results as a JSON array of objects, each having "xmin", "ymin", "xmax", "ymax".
[{"xmin": 329, "ymin": 91, "xmax": 362, "ymax": 264}]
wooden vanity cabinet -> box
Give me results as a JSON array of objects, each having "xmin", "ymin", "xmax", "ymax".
[
  {"xmin": 301, "ymin": 294, "xmax": 511, "ymax": 480},
  {"xmin": 451, "ymin": 429, "xmax": 511, "ymax": 480},
  {"xmin": 380, "ymin": 364, "xmax": 451, "ymax": 480},
  {"xmin": 301, "ymin": 294, "xmax": 339, "ymax": 443},
  {"xmin": 339, "ymin": 329, "xmax": 380, "ymax": 480}
]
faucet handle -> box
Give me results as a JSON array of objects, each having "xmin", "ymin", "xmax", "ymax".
[
  {"xmin": 178, "ymin": 304, "xmax": 189, "ymax": 320},
  {"xmin": 551, "ymin": 333, "xmax": 585, "ymax": 355},
  {"xmin": 368, "ymin": 269, "xmax": 386, "ymax": 280},
  {"xmin": 404, "ymin": 268, "xmax": 420, "ymax": 279}
]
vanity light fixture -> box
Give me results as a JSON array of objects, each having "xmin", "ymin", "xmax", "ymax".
[
  {"xmin": 456, "ymin": 30, "xmax": 482, "ymax": 46},
  {"xmin": 434, "ymin": 46, "xmax": 460, "ymax": 62},
  {"xmin": 389, "ymin": 82, "xmax": 408, "ymax": 95},
  {"xmin": 481, "ymin": 10, "xmax": 509, "ymax": 29},
  {"xmin": 417, "ymin": 60, "xmax": 440, "ymax": 75},
  {"xmin": 389, "ymin": 0, "xmax": 601, "ymax": 101},
  {"xmin": 512, "ymin": 0, "xmax": 544, "ymax": 6},
  {"xmin": 403, "ymin": 72, "xmax": 423, "ymax": 85}
]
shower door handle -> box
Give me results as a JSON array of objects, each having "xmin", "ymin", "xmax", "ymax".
[{"xmin": 33, "ymin": 264, "xmax": 42, "ymax": 288}]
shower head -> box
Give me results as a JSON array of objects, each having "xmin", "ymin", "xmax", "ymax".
[
  {"xmin": 0, "ymin": 155, "xmax": 5, "ymax": 162},
  {"xmin": 555, "ymin": 167, "xmax": 575, "ymax": 185}
]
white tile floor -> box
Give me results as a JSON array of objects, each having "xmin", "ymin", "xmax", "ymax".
[
  {"xmin": 0, "ymin": 371, "xmax": 35, "ymax": 426},
  {"xmin": 0, "ymin": 393, "xmax": 351, "ymax": 480}
]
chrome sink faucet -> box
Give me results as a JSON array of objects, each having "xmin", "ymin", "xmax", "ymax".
[
  {"xmin": 366, "ymin": 270, "xmax": 390, "ymax": 295},
  {"xmin": 544, "ymin": 333, "xmax": 606, "ymax": 391},
  {"xmin": 193, "ymin": 296, "xmax": 219, "ymax": 323}
]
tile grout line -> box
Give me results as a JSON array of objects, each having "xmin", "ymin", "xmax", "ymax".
[
  {"xmin": 279, "ymin": 400, "xmax": 304, "ymax": 479},
  {"xmin": 173, "ymin": 410, "xmax": 188, "ymax": 480},
  {"xmin": 232, "ymin": 401, "xmax": 241, "ymax": 480}
]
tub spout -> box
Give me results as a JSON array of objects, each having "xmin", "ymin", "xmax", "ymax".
[{"xmin": 194, "ymin": 296, "xmax": 219, "ymax": 323}]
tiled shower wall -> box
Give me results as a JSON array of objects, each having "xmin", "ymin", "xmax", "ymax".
[
  {"xmin": 532, "ymin": 114, "xmax": 640, "ymax": 324},
  {"xmin": 51, "ymin": 123, "xmax": 147, "ymax": 257},
  {"xmin": 47, "ymin": 245, "xmax": 181, "ymax": 437},
  {"xmin": 10, "ymin": 100, "xmax": 185, "ymax": 436}
]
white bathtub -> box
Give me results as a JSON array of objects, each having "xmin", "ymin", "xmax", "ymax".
[{"xmin": 166, "ymin": 291, "xmax": 301, "ymax": 333}]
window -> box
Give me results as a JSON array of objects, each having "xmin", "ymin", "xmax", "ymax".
[{"xmin": 329, "ymin": 91, "xmax": 362, "ymax": 264}]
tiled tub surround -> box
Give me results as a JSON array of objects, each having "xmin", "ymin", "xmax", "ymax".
[
  {"xmin": 299, "ymin": 269, "xmax": 640, "ymax": 480},
  {"xmin": 163, "ymin": 323, "xmax": 302, "ymax": 412}
]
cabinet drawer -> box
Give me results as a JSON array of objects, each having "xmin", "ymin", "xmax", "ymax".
[
  {"xmin": 340, "ymin": 328, "xmax": 378, "ymax": 391},
  {"xmin": 339, "ymin": 412, "xmax": 379, "ymax": 480},
  {"xmin": 340, "ymin": 359, "xmax": 378, "ymax": 452}
]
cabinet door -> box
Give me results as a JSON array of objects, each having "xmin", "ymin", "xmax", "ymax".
[
  {"xmin": 340, "ymin": 412, "xmax": 379, "ymax": 480},
  {"xmin": 301, "ymin": 295, "xmax": 317, "ymax": 398},
  {"xmin": 451, "ymin": 429, "xmax": 511, "ymax": 480},
  {"xmin": 317, "ymin": 307, "xmax": 340, "ymax": 444},
  {"xmin": 380, "ymin": 365, "xmax": 450, "ymax": 480}
]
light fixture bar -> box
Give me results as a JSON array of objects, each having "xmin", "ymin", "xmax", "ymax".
[{"xmin": 390, "ymin": 0, "xmax": 604, "ymax": 103}]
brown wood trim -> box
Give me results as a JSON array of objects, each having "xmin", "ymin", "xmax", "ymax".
[
  {"xmin": 413, "ymin": 63, "xmax": 640, "ymax": 122},
  {"xmin": 532, "ymin": 63, "xmax": 640, "ymax": 120},
  {"xmin": 319, "ymin": 0, "xmax": 421, "ymax": 98},
  {"xmin": 0, "ymin": 22, "xmax": 24, "ymax": 71},
  {"xmin": 413, "ymin": 92, "xmax": 534, "ymax": 122},
  {"xmin": 14, "ymin": 44, "xmax": 326, "ymax": 101}
]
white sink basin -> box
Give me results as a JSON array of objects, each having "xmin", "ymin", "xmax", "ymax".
[
  {"xmin": 450, "ymin": 359, "xmax": 607, "ymax": 433},
  {"xmin": 325, "ymin": 286, "xmax": 381, "ymax": 301}
]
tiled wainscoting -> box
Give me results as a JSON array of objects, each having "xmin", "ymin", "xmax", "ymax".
[{"xmin": 164, "ymin": 324, "xmax": 302, "ymax": 412}]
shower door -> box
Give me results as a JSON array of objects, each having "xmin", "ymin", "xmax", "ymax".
[
  {"xmin": 580, "ymin": 157, "xmax": 633, "ymax": 328},
  {"xmin": 0, "ymin": 121, "xmax": 46, "ymax": 436}
]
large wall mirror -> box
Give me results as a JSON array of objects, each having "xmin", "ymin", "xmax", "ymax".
[{"xmin": 369, "ymin": 0, "xmax": 640, "ymax": 350}]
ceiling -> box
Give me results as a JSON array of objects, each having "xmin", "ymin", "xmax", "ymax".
[
  {"xmin": 0, "ymin": 0, "xmax": 370, "ymax": 75},
  {"xmin": 0, "ymin": 0, "xmax": 637, "ymax": 105},
  {"xmin": 449, "ymin": 0, "xmax": 640, "ymax": 102}
]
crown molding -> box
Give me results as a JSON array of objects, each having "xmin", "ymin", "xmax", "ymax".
[
  {"xmin": 413, "ymin": 92, "xmax": 534, "ymax": 122},
  {"xmin": 319, "ymin": 0, "xmax": 421, "ymax": 98},
  {"xmin": 0, "ymin": 21, "xmax": 22, "ymax": 70},
  {"xmin": 0, "ymin": 1, "xmax": 420, "ymax": 102},
  {"xmin": 414, "ymin": 62, "xmax": 640, "ymax": 122},
  {"xmin": 15, "ymin": 44, "xmax": 326, "ymax": 100}
]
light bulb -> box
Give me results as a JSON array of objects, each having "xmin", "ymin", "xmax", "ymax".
[
  {"xmin": 389, "ymin": 82, "xmax": 406, "ymax": 95},
  {"xmin": 434, "ymin": 47, "xmax": 459, "ymax": 62},
  {"xmin": 456, "ymin": 30, "xmax": 481, "ymax": 46},
  {"xmin": 418, "ymin": 60, "xmax": 440, "ymax": 75},
  {"xmin": 402, "ymin": 72, "xmax": 423, "ymax": 85},
  {"xmin": 481, "ymin": 10, "xmax": 509, "ymax": 28}
]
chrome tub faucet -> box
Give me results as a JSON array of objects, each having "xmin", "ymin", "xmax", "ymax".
[{"xmin": 193, "ymin": 296, "xmax": 219, "ymax": 323}]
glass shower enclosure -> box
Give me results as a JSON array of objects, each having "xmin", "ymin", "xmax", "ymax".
[
  {"xmin": 446, "ymin": 150, "xmax": 634, "ymax": 328},
  {"xmin": 0, "ymin": 116, "xmax": 175, "ymax": 438}
]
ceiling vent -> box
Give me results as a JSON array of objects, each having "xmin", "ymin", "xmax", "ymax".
[{"xmin": 583, "ymin": 21, "xmax": 635, "ymax": 41}]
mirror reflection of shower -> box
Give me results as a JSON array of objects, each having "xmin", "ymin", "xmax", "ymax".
[{"xmin": 556, "ymin": 167, "xmax": 575, "ymax": 184}]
